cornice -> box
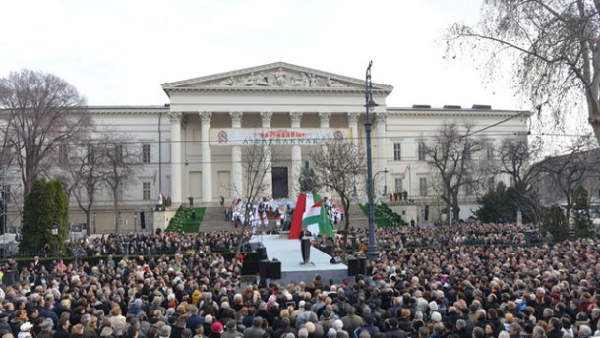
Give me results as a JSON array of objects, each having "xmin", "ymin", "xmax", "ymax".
[
  {"xmin": 387, "ymin": 108, "xmax": 531, "ymax": 118},
  {"xmin": 163, "ymin": 86, "xmax": 391, "ymax": 95}
]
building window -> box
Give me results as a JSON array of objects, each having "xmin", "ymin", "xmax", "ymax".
[
  {"xmin": 419, "ymin": 178, "xmax": 427, "ymax": 196},
  {"xmin": 142, "ymin": 144, "xmax": 151, "ymax": 163},
  {"xmin": 418, "ymin": 142, "xmax": 426, "ymax": 161},
  {"xmin": 87, "ymin": 144, "xmax": 95, "ymax": 163},
  {"xmin": 487, "ymin": 142, "xmax": 495, "ymax": 160},
  {"xmin": 465, "ymin": 181, "xmax": 473, "ymax": 196},
  {"xmin": 143, "ymin": 182, "xmax": 151, "ymax": 200},
  {"xmin": 394, "ymin": 178, "xmax": 403, "ymax": 193},
  {"xmin": 58, "ymin": 144, "xmax": 68, "ymax": 165},
  {"xmin": 1, "ymin": 185, "xmax": 10, "ymax": 203},
  {"xmin": 393, "ymin": 143, "xmax": 401, "ymax": 161},
  {"xmin": 487, "ymin": 176, "xmax": 495, "ymax": 191}
]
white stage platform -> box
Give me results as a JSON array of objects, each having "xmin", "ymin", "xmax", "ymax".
[{"xmin": 250, "ymin": 235, "xmax": 348, "ymax": 284}]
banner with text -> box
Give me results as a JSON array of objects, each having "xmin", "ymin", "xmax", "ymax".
[{"xmin": 210, "ymin": 128, "xmax": 352, "ymax": 145}]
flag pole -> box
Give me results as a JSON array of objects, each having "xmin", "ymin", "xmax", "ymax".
[{"xmin": 408, "ymin": 164, "xmax": 411, "ymax": 201}]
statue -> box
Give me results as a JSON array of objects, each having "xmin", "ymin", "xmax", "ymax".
[{"xmin": 298, "ymin": 161, "xmax": 317, "ymax": 193}]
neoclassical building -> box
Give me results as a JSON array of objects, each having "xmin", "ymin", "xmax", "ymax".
[{"xmin": 20, "ymin": 62, "xmax": 530, "ymax": 232}]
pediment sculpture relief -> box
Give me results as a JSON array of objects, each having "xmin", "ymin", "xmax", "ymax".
[{"xmin": 212, "ymin": 68, "xmax": 352, "ymax": 88}]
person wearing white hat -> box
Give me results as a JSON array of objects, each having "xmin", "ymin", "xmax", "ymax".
[{"xmin": 18, "ymin": 322, "xmax": 33, "ymax": 338}]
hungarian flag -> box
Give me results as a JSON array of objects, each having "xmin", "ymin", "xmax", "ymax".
[{"xmin": 301, "ymin": 195, "xmax": 334, "ymax": 237}]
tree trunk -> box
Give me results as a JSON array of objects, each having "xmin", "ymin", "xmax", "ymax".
[
  {"xmin": 342, "ymin": 197, "xmax": 350, "ymax": 245},
  {"xmin": 113, "ymin": 188, "xmax": 120, "ymax": 233},
  {"xmin": 85, "ymin": 210, "xmax": 91, "ymax": 235}
]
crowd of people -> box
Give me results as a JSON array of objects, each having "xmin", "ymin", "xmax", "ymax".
[{"xmin": 0, "ymin": 223, "xmax": 599, "ymax": 338}]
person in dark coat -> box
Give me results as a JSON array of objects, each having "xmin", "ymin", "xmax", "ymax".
[
  {"xmin": 53, "ymin": 319, "xmax": 70, "ymax": 338},
  {"xmin": 384, "ymin": 318, "xmax": 408, "ymax": 338},
  {"xmin": 546, "ymin": 318, "xmax": 563, "ymax": 338}
]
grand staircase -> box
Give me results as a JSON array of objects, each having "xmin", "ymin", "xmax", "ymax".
[{"xmin": 199, "ymin": 206, "xmax": 231, "ymax": 232}]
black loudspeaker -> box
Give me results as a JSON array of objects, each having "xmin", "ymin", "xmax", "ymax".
[
  {"xmin": 330, "ymin": 256, "xmax": 342, "ymax": 264},
  {"xmin": 358, "ymin": 257, "xmax": 367, "ymax": 275},
  {"xmin": 140, "ymin": 212, "xmax": 146, "ymax": 229},
  {"xmin": 257, "ymin": 246, "xmax": 267, "ymax": 260},
  {"xmin": 270, "ymin": 259, "xmax": 281, "ymax": 280},
  {"xmin": 259, "ymin": 259, "xmax": 271, "ymax": 279},
  {"xmin": 347, "ymin": 257, "xmax": 359, "ymax": 276}
]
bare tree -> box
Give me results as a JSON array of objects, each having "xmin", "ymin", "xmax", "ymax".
[
  {"xmin": 0, "ymin": 69, "xmax": 90, "ymax": 195},
  {"xmin": 232, "ymin": 140, "xmax": 279, "ymax": 260},
  {"xmin": 494, "ymin": 136, "xmax": 544, "ymax": 222},
  {"xmin": 96, "ymin": 131, "xmax": 141, "ymax": 233},
  {"xmin": 57, "ymin": 141, "xmax": 105, "ymax": 234},
  {"xmin": 310, "ymin": 139, "xmax": 366, "ymax": 243},
  {"xmin": 447, "ymin": 0, "xmax": 600, "ymax": 143},
  {"xmin": 423, "ymin": 123, "xmax": 484, "ymax": 222},
  {"xmin": 536, "ymin": 135, "xmax": 600, "ymax": 230}
]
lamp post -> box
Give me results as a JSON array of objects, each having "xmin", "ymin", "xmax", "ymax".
[
  {"xmin": 51, "ymin": 224, "xmax": 59, "ymax": 257},
  {"xmin": 373, "ymin": 169, "xmax": 390, "ymax": 198},
  {"xmin": 364, "ymin": 61, "xmax": 379, "ymax": 261}
]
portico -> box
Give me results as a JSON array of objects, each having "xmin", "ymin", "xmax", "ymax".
[{"xmin": 162, "ymin": 62, "xmax": 392, "ymax": 205}]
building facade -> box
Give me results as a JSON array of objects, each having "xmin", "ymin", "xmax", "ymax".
[{"xmin": 5, "ymin": 62, "xmax": 531, "ymax": 232}]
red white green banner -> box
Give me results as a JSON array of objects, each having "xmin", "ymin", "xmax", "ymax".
[{"xmin": 210, "ymin": 128, "xmax": 351, "ymax": 145}]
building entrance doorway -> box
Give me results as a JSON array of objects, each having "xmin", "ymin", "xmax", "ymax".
[{"xmin": 272, "ymin": 167, "xmax": 288, "ymax": 198}]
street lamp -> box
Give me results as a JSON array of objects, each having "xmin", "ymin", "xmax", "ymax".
[
  {"xmin": 373, "ymin": 168, "xmax": 390, "ymax": 198},
  {"xmin": 51, "ymin": 224, "xmax": 59, "ymax": 257},
  {"xmin": 364, "ymin": 61, "xmax": 379, "ymax": 261}
]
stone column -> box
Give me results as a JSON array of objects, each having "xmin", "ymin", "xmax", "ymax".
[
  {"xmin": 169, "ymin": 112, "xmax": 183, "ymax": 205},
  {"xmin": 230, "ymin": 111, "xmax": 243, "ymax": 198},
  {"xmin": 347, "ymin": 112, "xmax": 360, "ymax": 146},
  {"xmin": 200, "ymin": 112, "xmax": 213, "ymax": 203},
  {"xmin": 318, "ymin": 112, "xmax": 331, "ymax": 196},
  {"xmin": 260, "ymin": 111, "xmax": 273, "ymax": 197},
  {"xmin": 290, "ymin": 112, "xmax": 303, "ymax": 198},
  {"xmin": 376, "ymin": 112, "xmax": 388, "ymax": 195},
  {"xmin": 318, "ymin": 112, "xmax": 331, "ymax": 129}
]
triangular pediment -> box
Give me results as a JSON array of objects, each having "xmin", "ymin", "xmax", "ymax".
[{"xmin": 162, "ymin": 62, "xmax": 393, "ymax": 93}]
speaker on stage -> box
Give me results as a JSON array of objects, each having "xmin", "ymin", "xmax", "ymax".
[
  {"xmin": 269, "ymin": 259, "xmax": 281, "ymax": 280},
  {"xmin": 358, "ymin": 257, "xmax": 367, "ymax": 275},
  {"xmin": 257, "ymin": 246, "xmax": 267, "ymax": 260},
  {"xmin": 259, "ymin": 259, "xmax": 271, "ymax": 279},
  {"xmin": 347, "ymin": 257, "xmax": 359, "ymax": 276},
  {"xmin": 330, "ymin": 256, "xmax": 342, "ymax": 264}
]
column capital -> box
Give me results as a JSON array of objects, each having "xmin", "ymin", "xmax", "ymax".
[
  {"xmin": 229, "ymin": 111, "xmax": 243, "ymax": 128},
  {"xmin": 347, "ymin": 112, "xmax": 360, "ymax": 126},
  {"xmin": 318, "ymin": 112, "xmax": 331, "ymax": 128},
  {"xmin": 260, "ymin": 111, "xmax": 273, "ymax": 127},
  {"xmin": 375, "ymin": 111, "xmax": 387, "ymax": 124},
  {"xmin": 289, "ymin": 112, "xmax": 303, "ymax": 127},
  {"xmin": 200, "ymin": 111, "xmax": 212, "ymax": 125},
  {"xmin": 169, "ymin": 112, "xmax": 183, "ymax": 124}
]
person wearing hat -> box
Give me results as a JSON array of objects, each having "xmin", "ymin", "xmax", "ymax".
[
  {"xmin": 220, "ymin": 320, "xmax": 242, "ymax": 338},
  {"xmin": 209, "ymin": 321, "xmax": 223, "ymax": 338},
  {"xmin": 37, "ymin": 319, "xmax": 54, "ymax": 338},
  {"xmin": 19, "ymin": 322, "xmax": 34, "ymax": 338}
]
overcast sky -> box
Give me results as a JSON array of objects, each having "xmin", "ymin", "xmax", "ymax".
[{"xmin": 0, "ymin": 0, "xmax": 524, "ymax": 111}]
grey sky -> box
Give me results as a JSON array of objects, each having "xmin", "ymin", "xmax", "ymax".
[{"xmin": 1, "ymin": 0, "xmax": 519, "ymax": 110}]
